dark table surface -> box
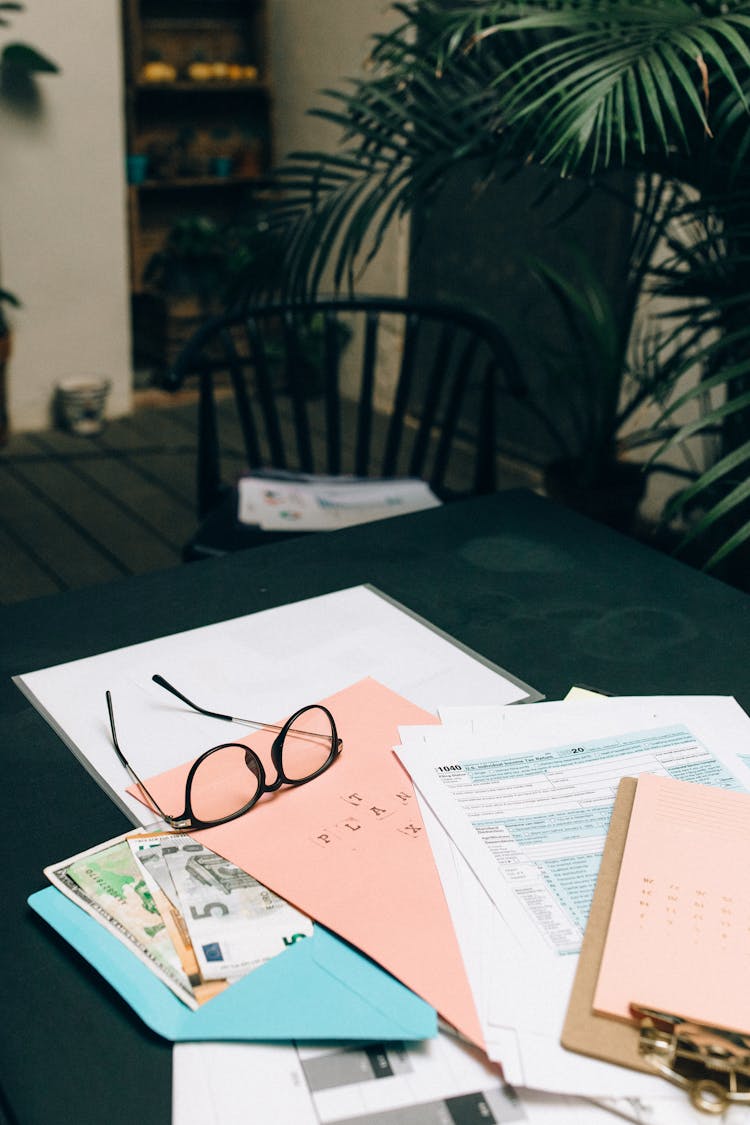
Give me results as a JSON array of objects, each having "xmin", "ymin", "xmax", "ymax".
[{"xmin": 3, "ymin": 489, "xmax": 749, "ymax": 1125}]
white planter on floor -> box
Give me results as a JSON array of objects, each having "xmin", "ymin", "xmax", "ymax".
[{"xmin": 56, "ymin": 377, "xmax": 111, "ymax": 436}]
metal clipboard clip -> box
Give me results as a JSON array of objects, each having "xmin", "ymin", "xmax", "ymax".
[{"xmin": 633, "ymin": 1004, "xmax": 750, "ymax": 1115}]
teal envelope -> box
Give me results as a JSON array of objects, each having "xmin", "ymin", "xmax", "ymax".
[{"xmin": 28, "ymin": 887, "xmax": 437, "ymax": 1042}]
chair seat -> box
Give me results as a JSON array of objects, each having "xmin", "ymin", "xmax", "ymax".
[{"xmin": 183, "ymin": 490, "xmax": 309, "ymax": 561}]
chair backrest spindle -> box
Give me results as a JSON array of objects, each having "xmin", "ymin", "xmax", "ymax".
[
  {"xmin": 223, "ymin": 326, "xmax": 262, "ymax": 470},
  {"xmin": 355, "ymin": 311, "xmax": 378, "ymax": 478},
  {"xmin": 430, "ymin": 335, "xmax": 479, "ymax": 492},
  {"xmin": 408, "ymin": 322, "xmax": 453, "ymax": 480},
  {"xmin": 381, "ymin": 311, "xmax": 420, "ymax": 478},
  {"xmin": 197, "ymin": 365, "xmax": 222, "ymax": 517},
  {"xmin": 247, "ymin": 315, "xmax": 286, "ymax": 468},
  {"xmin": 323, "ymin": 310, "xmax": 342, "ymax": 475},
  {"xmin": 283, "ymin": 311, "xmax": 314, "ymax": 473}
]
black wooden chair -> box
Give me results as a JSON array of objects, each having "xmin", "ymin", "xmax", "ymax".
[{"xmin": 162, "ymin": 296, "xmax": 524, "ymax": 561}]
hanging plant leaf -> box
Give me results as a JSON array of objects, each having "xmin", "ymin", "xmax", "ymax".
[{"xmin": 1, "ymin": 41, "xmax": 59, "ymax": 74}]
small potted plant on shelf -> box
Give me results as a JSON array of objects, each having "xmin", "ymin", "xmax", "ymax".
[
  {"xmin": 210, "ymin": 125, "xmax": 235, "ymax": 178},
  {"xmin": 146, "ymin": 211, "xmax": 352, "ymax": 393},
  {"xmin": 145, "ymin": 216, "xmax": 230, "ymax": 306},
  {"xmin": 144, "ymin": 216, "xmax": 230, "ymax": 365}
]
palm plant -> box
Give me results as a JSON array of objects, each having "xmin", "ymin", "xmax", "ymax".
[{"xmin": 263, "ymin": 0, "xmax": 750, "ymax": 572}]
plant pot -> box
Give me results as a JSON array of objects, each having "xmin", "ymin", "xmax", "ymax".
[
  {"xmin": 211, "ymin": 155, "xmax": 234, "ymax": 178},
  {"xmin": 56, "ymin": 377, "xmax": 111, "ymax": 436},
  {"xmin": 126, "ymin": 154, "xmax": 149, "ymax": 185},
  {"xmin": 543, "ymin": 456, "xmax": 647, "ymax": 533}
]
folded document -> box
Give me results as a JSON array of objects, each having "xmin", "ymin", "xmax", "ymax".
[{"xmin": 237, "ymin": 472, "xmax": 441, "ymax": 531}]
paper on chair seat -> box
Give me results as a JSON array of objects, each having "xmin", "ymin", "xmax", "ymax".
[{"xmin": 237, "ymin": 472, "xmax": 441, "ymax": 531}]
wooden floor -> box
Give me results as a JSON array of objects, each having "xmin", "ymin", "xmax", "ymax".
[
  {"xmin": 0, "ymin": 393, "xmax": 541, "ymax": 606},
  {"xmin": 0, "ymin": 395, "xmax": 205, "ymax": 605}
]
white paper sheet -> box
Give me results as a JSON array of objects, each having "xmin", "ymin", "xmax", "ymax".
[
  {"xmin": 14, "ymin": 585, "xmax": 539, "ymax": 825},
  {"xmin": 396, "ymin": 696, "xmax": 750, "ymax": 1095},
  {"xmin": 172, "ymin": 1031, "xmax": 626, "ymax": 1125},
  {"xmin": 238, "ymin": 474, "xmax": 441, "ymax": 530}
]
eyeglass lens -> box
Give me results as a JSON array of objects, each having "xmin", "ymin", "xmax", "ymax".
[
  {"xmin": 188, "ymin": 705, "xmax": 335, "ymax": 823},
  {"xmin": 281, "ymin": 705, "xmax": 336, "ymax": 781},
  {"xmin": 190, "ymin": 744, "xmax": 262, "ymax": 824}
]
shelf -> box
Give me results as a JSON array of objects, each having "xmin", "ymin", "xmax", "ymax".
[
  {"xmin": 123, "ymin": 0, "xmax": 273, "ymax": 367},
  {"xmin": 136, "ymin": 79, "xmax": 269, "ymax": 94},
  {"xmin": 142, "ymin": 17, "xmax": 253, "ymax": 31},
  {"xmin": 133, "ymin": 174, "xmax": 266, "ymax": 190}
]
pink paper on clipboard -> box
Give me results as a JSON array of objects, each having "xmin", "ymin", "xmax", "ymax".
[
  {"xmin": 133, "ymin": 676, "xmax": 483, "ymax": 1047},
  {"xmin": 594, "ymin": 773, "xmax": 750, "ymax": 1034}
]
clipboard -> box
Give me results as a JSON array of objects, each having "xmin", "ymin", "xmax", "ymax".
[
  {"xmin": 561, "ymin": 778, "xmax": 648, "ymax": 1072},
  {"xmin": 562, "ymin": 777, "xmax": 750, "ymax": 1114}
]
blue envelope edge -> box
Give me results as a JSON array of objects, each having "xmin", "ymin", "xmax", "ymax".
[{"xmin": 28, "ymin": 887, "xmax": 437, "ymax": 1043}]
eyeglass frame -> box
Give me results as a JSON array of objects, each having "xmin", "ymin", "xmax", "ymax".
[{"xmin": 106, "ymin": 675, "xmax": 343, "ymax": 832}]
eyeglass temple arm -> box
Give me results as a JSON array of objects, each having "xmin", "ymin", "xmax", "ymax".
[
  {"xmin": 151, "ymin": 674, "xmax": 284, "ymax": 734},
  {"xmin": 151, "ymin": 674, "xmax": 341, "ymax": 749},
  {"xmin": 105, "ymin": 691, "xmax": 175, "ymax": 825}
]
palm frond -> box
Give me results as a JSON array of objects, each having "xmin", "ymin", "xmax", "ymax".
[{"xmin": 264, "ymin": 1, "xmax": 750, "ymax": 298}]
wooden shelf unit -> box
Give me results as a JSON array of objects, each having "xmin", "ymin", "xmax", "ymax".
[{"xmin": 122, "ymin": 0, "xmax": 273, "ymax": 367}]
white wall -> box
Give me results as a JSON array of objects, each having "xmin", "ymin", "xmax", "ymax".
[
  {"xmin": 622, "ymin": 178, "xmax": 721, "ymax": 525},
  {"xmin": 269, "ymin": 0, "xmax": 408, "ymax": 302},
  {"xmin": 0, "ymin": 1, "xmax": 132, "ymax": 432},
  {"xmin": 269, "ymin": 0, "xmax": 410, "ymax": 408}
]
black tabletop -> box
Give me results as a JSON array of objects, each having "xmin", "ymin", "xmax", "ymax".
[{"xmin": 3, "ymin": 489, "xmax": 749, "ymax": 1125}]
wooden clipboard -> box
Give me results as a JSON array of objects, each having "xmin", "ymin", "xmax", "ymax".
[{"xmin": 561, "ymin": 775, "xmax": 654, "ymax": 1073}]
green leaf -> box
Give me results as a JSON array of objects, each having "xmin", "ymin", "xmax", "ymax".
[
  {"xmin": 653, "ymin": 390, "xmax": 750, "ymax": 464},
  {"xmin": 663, "ymin": 440, "xmax": 750, "ymax": 518},
  {"xmin": 1, "ymin": 41, "xmax": 59, "ymax": 74},
  {"xmin": 702, "ymin": 518, "xmax": 750, "ymax": 571},
  {"xmin": 674, "ymin": 475, "xmax": 750, "ymax": 566},
  {"xmin": 0, "ymin": 287, "xmax": 20, "ymax": 307}
]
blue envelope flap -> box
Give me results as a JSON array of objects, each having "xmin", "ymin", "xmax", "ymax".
[{"xmin": 28, "ymin": 887, "xmax": 436, "ymax": 1043}]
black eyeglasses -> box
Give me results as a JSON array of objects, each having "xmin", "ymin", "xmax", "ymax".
[{"xmin": 106, "ymin": 674, "xmax": 342, "ymax": 831}]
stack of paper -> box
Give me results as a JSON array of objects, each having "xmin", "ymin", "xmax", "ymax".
[
  {"xmin": 17, "ymin": 586, "xmax": 750, "ymax": 1123},
  {"xmin": 237, "ymin": 471, "xmax": 441, "ymax": 531},
  {"xmin": 394, "ymin": 694, "xmax": 750, "ymax": 1119}
]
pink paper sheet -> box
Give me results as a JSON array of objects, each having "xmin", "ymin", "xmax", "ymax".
[
  {"xmin": 594, "ymin": 773, "xmax": 750, "ymax": 1034},
  {"xmin": 134, "ymin": 677, "xmax": 483, "ymax": 1046}
]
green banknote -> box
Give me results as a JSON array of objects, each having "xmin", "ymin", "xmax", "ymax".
[{"xmin": 45, "ymin": 833, "xmax": 197, "ymax": 1009}]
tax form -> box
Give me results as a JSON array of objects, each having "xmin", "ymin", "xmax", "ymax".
[{"xmin": 397, "ymin": 696, "xmax": 750, "ymax": 1095}]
